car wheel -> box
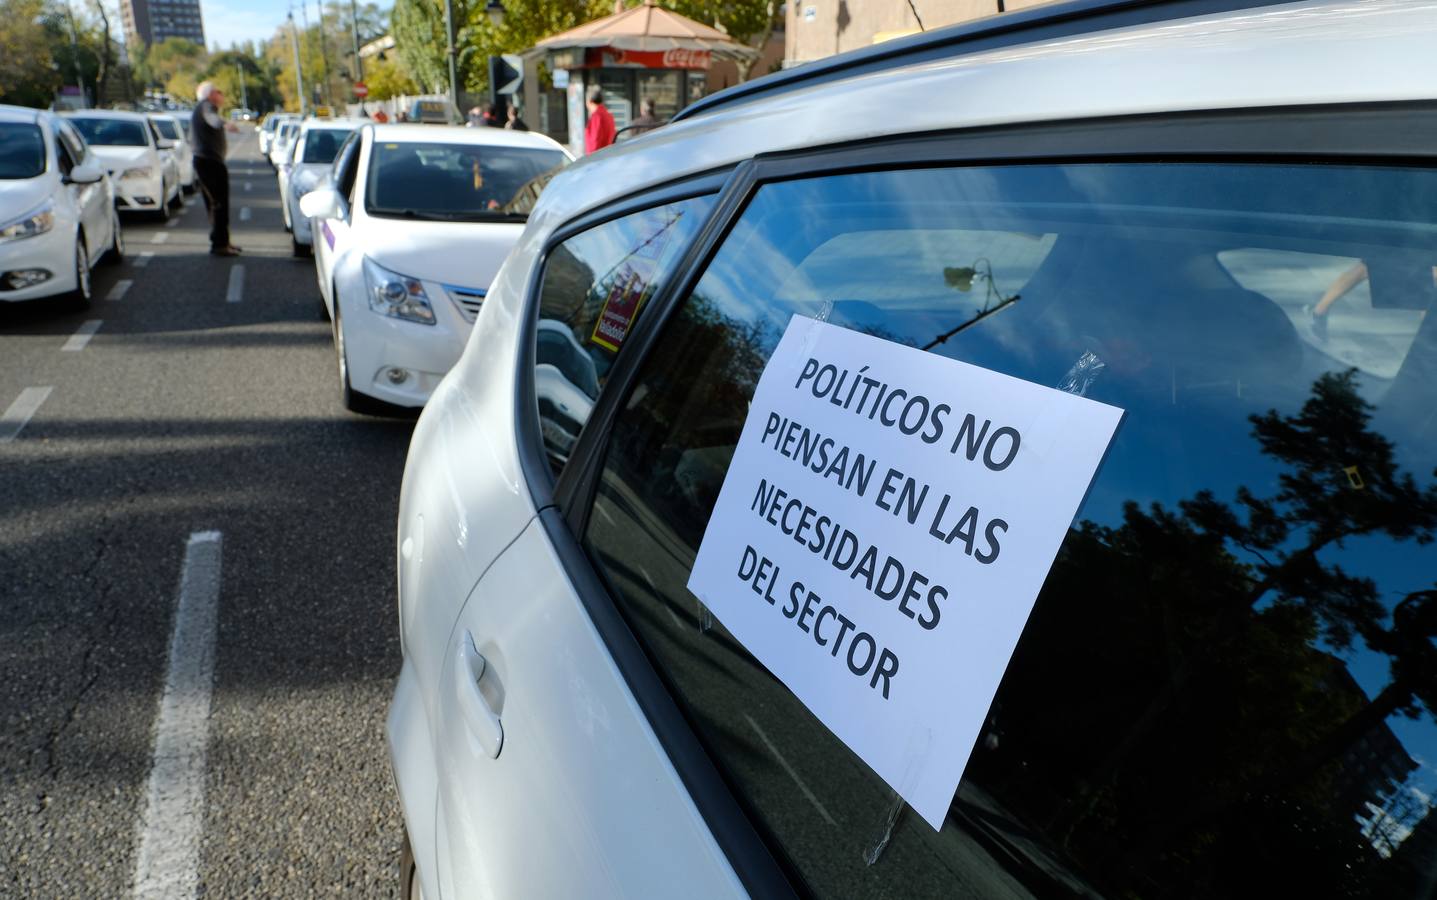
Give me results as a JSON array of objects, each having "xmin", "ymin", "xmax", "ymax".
[
  {"xmin": 154, "ymin": 195, "xmax": 170, "ymax": 223},
  {"xmin": 182, "ymin": 181, "xmax": 196, "ymax": 196},
  {"xmin": 400, "ymin": 828, "xmax": 423, "ymax": 900},
  {"xmin": 333, "ymin": 297, "xmax": 381, "ymax": 414},
  {"xmin": 101, "ymin": 210, "xmax": 124, "ymax": 265},
  {"xmin": 69, "ymin": 236, "xmax": 92, "ymax": 310},
  {"xmin": 168, "ymin": 184, "xmax": 183, "ymax": 211},
  {"xmin": 292, "ymin": 234, "xmax": 311, "ymax": 258}
]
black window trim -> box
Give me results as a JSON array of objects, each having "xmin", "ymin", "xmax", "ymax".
[{"xmin": 519, "ymin": 99, "xmax": 1437, "ymax": 900}]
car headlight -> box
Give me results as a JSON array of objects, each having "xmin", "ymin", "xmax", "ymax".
[
  {"xmin": 0, "ymin": 202, "xmax": 55, "ymax": 243},
  {"xmin": 363, "ymin": 256, "xmax": 435, "ymax": 325},
  {"xmin": 121, "ymin": 166, "xmax": 154, "ymax": 180}
]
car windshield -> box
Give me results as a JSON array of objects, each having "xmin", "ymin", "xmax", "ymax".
[
  {"xmin": 0, "ymin": 123, "xmax": 46, "ymax": 178},
  {"xmin": 69, "ymin": 118, "xmax": 148, "ymax": 147},
  {"xmin": 301, "ymin": 129, "xmax": 352, "ymax": 164},
  {"xmin": 365, "ymin": 141, "xmax": 567, "ymax": 220},
  {"xmin": 151, "ymin": 118, "xmax": 181, "ymax": 140}
]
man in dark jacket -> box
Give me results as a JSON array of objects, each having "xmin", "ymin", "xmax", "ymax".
[{"xmin": 190, "ymin": 82, "xmax": 240, "ymax": 256}]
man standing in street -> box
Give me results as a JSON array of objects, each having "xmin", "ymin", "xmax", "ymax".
[
  {"xmin": 584, "ymin": 87, "xmax": 616, "ymax": 154},
  {"xmin": 190, "ymin": 82, "xmax": 240, "ymax": 257}
]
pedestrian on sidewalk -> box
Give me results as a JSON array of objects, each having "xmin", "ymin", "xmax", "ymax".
[
  {"xmin": 584, "ymin": 88, "xmax": 616, "ymax": 154},
  {"xmin": 190, "ymin": 82, "xmax": 241, "ymax": 257}
]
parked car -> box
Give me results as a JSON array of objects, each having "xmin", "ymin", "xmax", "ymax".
[
  {"xmin": 230, "ymin": 107, "xmax": 256, "ymax": 122},
  {"xmin": 386, "ymin": 1, "xmax": 1437, "ymax": 899},
  {"xmin": 147, "ymin": 113, "xmax": 195, "ymax": 194},
  {"xmin": 277, "ymin": 118, "xmax": 361, "ymax": 256},
  {"xmin": 259, "ymin": 112, "xmax": 297, "ymax": 157},
  {"xmin": 0, "ymin": 105, "xmax": 122, "ymax": 308},
  {"xmin": 268, "ymin": 120, "xmax": 300, "ymax": 170},
  {"xmin": 65, "ymin": 110, "xmax": 181, "ymax": 221},
  {"xmin": 300, "ymin": 124, "xmax": 569, "ymax": 411}
]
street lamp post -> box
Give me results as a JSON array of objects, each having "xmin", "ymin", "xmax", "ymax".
[
  {"xmin": 289, "ymin": 12, "xmax": 307, "ymax": 116},
  {"xmin": 349, "ymin": 0, "xmax": 363, "ymax": 83},
  {"xmin": 442, "ymin": 0, "xmax": 461, "ymax": 123}
]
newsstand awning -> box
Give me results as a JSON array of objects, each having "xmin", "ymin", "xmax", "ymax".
[{"xmin": 528, "ymin": 1, "xmax": 759, "ymax": 64}]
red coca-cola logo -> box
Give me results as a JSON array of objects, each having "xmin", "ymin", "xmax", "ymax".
[{"xmin": 662, "ymin": 48, "xmax": 710, "ymax": 68}]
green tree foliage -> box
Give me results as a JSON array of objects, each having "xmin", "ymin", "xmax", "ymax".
[
  {"xmin": 362, "ymin": 54, "xmax": 418, "ymax": 99},
  {"xmin": 0, "ymin": 0, "xmax": 59, "ymax": 106}
]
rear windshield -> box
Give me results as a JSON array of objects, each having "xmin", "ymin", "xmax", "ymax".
[
  {"xmin": 0, "ymin": 123, "xmax": 46, "ymax": 178},
  {"xmin": 301, "ymin": 129, "xmax": 352, "ymax": 164},
  {"xmin": 68, "ymin": 118, "xmax": 148, "ymax": 147},
  {"xmin": 365, "ymin": 141, "xmax": 566, "ymax": 221},
  {"xmin": 151, "ymin": 118, "xmax": 181, "ymax": 140}
]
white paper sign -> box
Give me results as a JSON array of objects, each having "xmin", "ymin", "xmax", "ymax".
[{"xmin": 687, "ymin": 316, "xmax": 1124, "ymax": 829}]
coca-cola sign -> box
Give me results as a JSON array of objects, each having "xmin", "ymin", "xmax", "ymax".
[{"xmin": 601, "ymin": 47, "xmax": 712, "ymax": 69}]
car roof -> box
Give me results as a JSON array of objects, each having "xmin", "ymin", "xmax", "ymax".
[
  {"xmin": 367, "ymin": 123, "xmax": 569, "ymax": 154},
  {"xmin": 530, "ymin": 0, "xmax": 1437, "ymax": 231},
  {"xmin": 63, "ymin": 109, "xmax": 151, "ymax": 121},
  {"xmin": 0, "ymin": 104, "xmax": 43, "ymax": 125}
]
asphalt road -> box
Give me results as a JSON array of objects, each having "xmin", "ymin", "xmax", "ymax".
[{"xmin": 0, "ymin": 127, "xmax": 409, "ymax": 898}]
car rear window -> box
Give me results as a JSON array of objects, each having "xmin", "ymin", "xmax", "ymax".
[
  {"xmin": 581, "ymin": 162, "xmax": 1437, "ymax": 898},
  {"xmin": 0, "ymin": 123, "xmax": 46, "ymax": 179},
  {"xmin": 301, "ymin": 129, "xmax": 353, "ymax": 164},
  {"xmin": 68, "ymin": 118, "xmax": 148, "ymax": 147},
  {"xmin": 366, "ymin": 141, "xmax": 567, "ymax": 220}
]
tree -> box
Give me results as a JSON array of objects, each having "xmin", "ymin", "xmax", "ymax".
[
  {"xmin": 362, "ymin": 54, "xmax": 418, "ymax": 99},
  {"xmin": 0, "ymin": 0, "xmax": 58, "ymax": 106},
  {"xmin": 667, "ymin": 0, "xmax": 778, "ymax": 81}
]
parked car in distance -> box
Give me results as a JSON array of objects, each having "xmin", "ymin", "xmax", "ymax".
[
  {"xmin": 230, "ymin": 108, "xmax": 256, "ymax": 122},
  {"xmin": 259, "ymin": 112, "xmax": 297, "ymax": 157},
  {"xmin": 65, "ymin": 109, "xmax": 181, "ymax": 221},
  {"xmin": 278, "ymin": 118, "xmax": 361, "ymax": 256},
  {"xmin": 268, "ymin": 120, "xmax": 300, "ymax": 170},
  {"xmin": 300, "ymin": 124, "xmax": 570, "ymax": 411},
  {"xmin": 407, "ymin": 98, "xmax": 455, "ymax": 124},
  {"xmin": 0, "ymin": 104, "xmax": 123, "ymax": 308},
  {"xmin": 147, "ymin": 113, "xmax": 195, "ymax": 194},
  {"xmin": 386, "ymin": 2, "xmax": 1437, "ymax": 899}
]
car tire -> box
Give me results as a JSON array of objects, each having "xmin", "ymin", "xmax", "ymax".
[
  {"xmin": 101, "ymin": 210, "xmax": 124, "ymax": 266},
  {"xmin": 400, "ymin": 828, "xmax": 423, "ymax": 900},
  {"xmin": 182, "ymin": 181, "xmax": 196, "ymax": 196},
  {"xmin": 153, "ymin": 195, "xmax": 170, "ymax": 224},
  {"xmin": 68, "ymin": 236, "xmax": 92, "ymax": 310},
  {"xmin": 292, "ymin": 234, "xmax": 311, "ymax": 258},
  {"xmin": 333, "ymin": 298, "xmax": 383, "ymax": 414}
]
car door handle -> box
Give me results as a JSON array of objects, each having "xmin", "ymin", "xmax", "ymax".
[{"xmin": 455, "ymin": 631, "xmax": 503, "ymax": 759}]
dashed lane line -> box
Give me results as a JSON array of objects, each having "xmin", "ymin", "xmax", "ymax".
[
  {"xmin": 165, "ymin": 216, "xmax": 180, "ymax": 228},
  {"xmin": 0, "ymin": 387, "xmax": 53, "ymax": 444},
  {"xmin": 130, "ymin": 530, "xmax": 224, "ymax": 900},
  {"xmin": 225, "ymin": 264, "xmax": 244, "ymax": 303},
  {"xmin": 134, "ymin": 252, "xmax": 154, "ymax": 268},
  {"xmin": 106, "ymin": 279, "xmax": 133, "ymax": 301},
  {"xmin": 239, "ymin": 207, "xmax": 251, "ymax": 222},
  {"xmin": 61, "ymin": 319, "xmax": 102, "ymax": 352},
  {"xmin": 151, "ymin": 232, "xmax": 168, "ymax": 244}
]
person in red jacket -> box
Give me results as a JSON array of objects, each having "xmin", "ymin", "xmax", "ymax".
[{"xmin": 584, "ymin": 87, "xmax": 617, "ymax": 154}]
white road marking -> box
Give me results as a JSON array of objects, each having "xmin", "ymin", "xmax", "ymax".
[
  {"xmin": 239, "ymin": 207, "xmax": 251, "ymax": 221},
  {"xmin": 243, "ymin": 182, "xmax": 251, "ymax": 192},
  {"xmin": 0, "ymin": 387, "xmax": 53, "ymax": 444},
  {"xmin": 151, "ymin": 232, "xmax": 168, "ymax": 244},
  {"xmin": 130, "ymin": 530, "xmax": 223, "ymax": 900},
  {"xmin": 106, "ymin": 279, "xmax": 133, "ymax": 301},
  {"xmin": 225, "ymin": 264, "xmax": 244, "ymax": 303},
  {"xmin": 165, "ymin": 216, "xmax": 180, "ymax": 228},
  {"xmin": 134, "ymin": 252, "xmax": 154, "ymax": 268},
  {"xmin": 61, "ymin": 319, "xmax": 102, "ymax": 352},
  {"xmin": 744, "ymin": 714, "xmax": 838, "ymax": 827}
]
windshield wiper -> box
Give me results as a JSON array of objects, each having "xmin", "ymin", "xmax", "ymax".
[{"xmin": 369, "ymin": 208, "xmax": 462, "ymax": 221}]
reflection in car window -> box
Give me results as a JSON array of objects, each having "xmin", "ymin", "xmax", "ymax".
[
  {"xmin": 583, "ymin": 163, "xmax": 1437, "ymax": 898},
  {"xmin": 301, "ymin": 129, "xmax": 353, "ymax": 164},
  {"xmin": 0, "ymin": 124, "xmax": 46, "ymax": 179},
  {"xmin": 533, "ymin": 196, "xmax": 715, "ymax": 474},
  {"xmin": 366, "ymin": 141, "xmax": 567, "ymax": 220},
  {"xmin": 68, "ymin": 118, "xmax": 148, "ymax": 147}
]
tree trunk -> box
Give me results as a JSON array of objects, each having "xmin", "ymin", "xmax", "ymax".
[{"xmin": 736, "ymin": 1, "xmax": 776, "ymax": 83}]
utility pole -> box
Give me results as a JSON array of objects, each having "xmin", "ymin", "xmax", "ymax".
[
  {"xmin": 349, "ymin": 0, "xmax": 363, "ymax": 82},
  {"xmin": 315, "ymin": 0, "xmax": 332, "ymax": 108},
  {"xmin": 64, "ymin": 3, "xmax": 87, "ymax": 106},
  {"xmin": 236, "ymin": 64, "xmax": 249, "ymax": 110},
  {"xmin": 289, "ymin": 11, "xmax": 307, "ymax": 115},
  {"xmin": 442, "ymin": 0, "xmax": 460, "ymax": 123}
]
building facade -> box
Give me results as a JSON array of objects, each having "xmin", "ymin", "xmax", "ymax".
[
  {"xmin": 121, "ymin": 0, "xmax": 206, "ymax": 49},
  {"xmin": 785, "ymin": 0, "xmax": 1047, "ymax": 66}
]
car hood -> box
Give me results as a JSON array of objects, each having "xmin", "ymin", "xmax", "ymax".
[
  {"xmin": 0, "ymin": 178, "xmax": 54, "ymax": 220},
  {"xmin": 360, "ymin": 217, "xmax": 524, "ymax": 290},
  {"xmin": 90, "ymin": 146, "xmax": 153, "ymax": 172}
]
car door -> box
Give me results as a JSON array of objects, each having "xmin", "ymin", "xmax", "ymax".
[
  {"xmin": 50, "ymin": 121, "xmax": 104, "ymax": 262},
  {"xmin": 312, "ymin": 130, "xmax": 362, "ymax": 314},
  {"xmin": 58, "ymin": 121, "xmax": 109, "ymax": 251}
]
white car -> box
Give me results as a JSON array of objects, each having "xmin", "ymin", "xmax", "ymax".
[
  {"xmin": 268, "ymin": 120, "xmax": 300, "ymax": 170},
  {"xmin": 65, "ymin": 110, "xmax": 181, "ymax": 221},
  {"xmin": 0, "ymin": 105, "xmax": 122, "ymax": 308},
  {"xmin": 278, "ymin": 118, "xmax": 361, "ymax": 256},
  {"xmin": 148, "ymin": 113, "xmax": 195, "ymax": 194},
  {"xmin": 386, "ymin": 2, "xmax": 1437, "ymax": 899},
  {"xmin": 259, "ymin": 112, "xmax": 298, "ymax": 157},
  {"xmin": 300, "ymin": 124, "xmax": 569, "ymax": 411}
]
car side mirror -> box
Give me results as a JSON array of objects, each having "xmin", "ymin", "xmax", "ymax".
[
  {"xmin": 300, "ymin": 187, "xmax": 344, "ymax": 221},
  {"xmin": 65, "ymin": 161, "xmax": 104, "ymax": 185},
  {"xmin": 156, "ymin": 139, "xmax": 177, "ymax": 150}
]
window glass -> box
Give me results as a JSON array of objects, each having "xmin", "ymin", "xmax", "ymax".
[
  {"xmin": 583, "ymin": 163, "xmax": 1437, "ymax": 898},
  {"xmin": 68, "ymin": 117, "xmax": 148, "ymax": 147},
  {"xmin": 0, "ymin": 124, "xmax": 46, "ymax": 179},
  {"xmin": 533, "ymin": 195, "xmax": 715, "ymax": 474},
  {"xmin": 56, "ymin": 122, "xmax": 87, "ymax": 167},
  {"xmin": 301, "ymin": 128, "xmax": 353, "ymax": 164},
  {"xmin": 366, "ymin": 141, "xmax": 567, "ymax": 220},
  {"xmin": 150, "ymin": 117, "xmax": 181, "ymax": 140},
  {"xmin": 333, "ymin": 134, "xmax": 361, "ymax": 210}
]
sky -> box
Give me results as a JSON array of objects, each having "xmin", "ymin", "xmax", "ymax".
[{"xmin": 201, "ymin": 0, "xmax": 302, "ymax": 50}]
